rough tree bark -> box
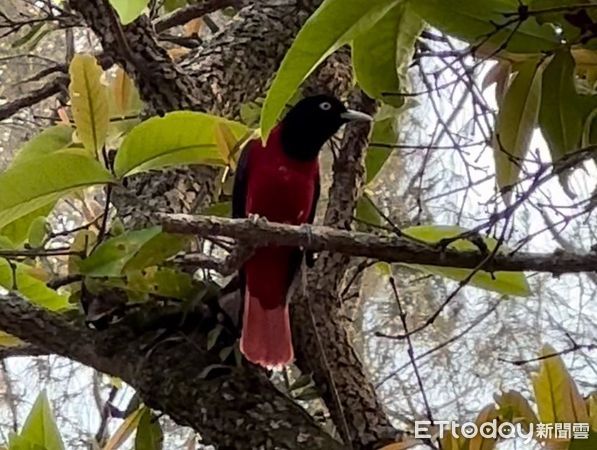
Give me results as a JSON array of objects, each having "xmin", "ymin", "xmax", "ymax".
[{"xmin": 1, "ymin": 0, "xmax": 399, "ymax": 448}]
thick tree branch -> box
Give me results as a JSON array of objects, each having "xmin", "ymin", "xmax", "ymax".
[
  {"xmin": 161, "ymin": 214, "xmax": 597, "ymax": 274},
  {"xmin": 154, "ymin": 0, "xmax": 245, "ymax": 33},
  {"xmin": 0, "ymin": 292, "xmax": 342, "ymax": 449}
]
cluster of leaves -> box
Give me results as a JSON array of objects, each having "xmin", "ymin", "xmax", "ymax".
[
  {"xmin": 437, "ymin": 344, "xmax": 597, "ymax": 450},
  {"xmin": 0, "ymin": 53, "xmax": 249, "ymax": 318},
  {"xmin": 379, "ymin": 344, "xmax": 597, "ymax": 450},
  {"xmin": 4, "ymin": 390, "xmax": 162, "ymax": 450},
  {"xmin": 260, "ymin": 0, "xmax": 597, "ymax": 201}
]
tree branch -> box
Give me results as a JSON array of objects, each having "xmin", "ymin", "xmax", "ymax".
[
  {"xmin": 160, "ymin": 214, "xmax": 597, "ymax": 274},
  {"xmin": 0, "ymin": 77, "xmax": 67, "ymax": 121},
  {"xmin": 154, "ymin": 0, "xmax": 245, "ymax": 33},
  {"xmin": 0, "ymin": 292, "xmax": 343, "ymax": 449}
]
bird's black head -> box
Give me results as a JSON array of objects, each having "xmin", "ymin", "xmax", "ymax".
[{"xmin": 279, "ymin": 95, "xmax": 372, "ymax": 161}]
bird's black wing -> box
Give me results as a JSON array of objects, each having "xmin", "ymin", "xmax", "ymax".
[{"xmin": 232, "ymin": 140, "xmax": 251, "ymax": 219}]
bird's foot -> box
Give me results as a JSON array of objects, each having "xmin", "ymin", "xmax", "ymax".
[{"xmin": 248, "ymin": 213, "xmax": 267, "ymax": 225}]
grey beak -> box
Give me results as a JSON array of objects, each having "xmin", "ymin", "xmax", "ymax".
[{"xmin": 341, "ymin": 109, "xmax": 374, "ymax": 122}]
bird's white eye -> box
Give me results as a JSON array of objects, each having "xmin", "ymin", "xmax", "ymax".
[{"xmin": 319, "ymin": 101, "xmax": 332, "ymax": 111}]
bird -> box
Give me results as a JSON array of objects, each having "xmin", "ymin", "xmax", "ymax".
[{"xmin": 232, "ymin": 94, "xmax": 372, "ymax": 369}]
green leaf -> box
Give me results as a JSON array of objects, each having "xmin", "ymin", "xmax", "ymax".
[
  {"xmin": 123, "ymin": 232, "xmax": 190, "ymax": 272},
  {"xmin": 402, "ymin": 225, "xmax": 531, "ymax": 296},
  {"xmin": 0, "ymin": 203, "xmax": 56, "ymax": 247},
  {"xmin": 409, "ymin": 0, "xmax": 560, "ymax": 54},
  {"xmin": 109, "ymin": 0, "xmax": 149, "ymax": 24},
  {"xmin": 352, "ymin": 3, "xmax": 422, "ymax": 107},
  {"xmin": 27, "ymin": 217, "xmax": 48, "ymax": 248},
  {"xmin": 10, "ymin": 391, "xmax": 64, "ymax": 450},
  {"xmin": 493, "ymin": 59, "xmax": 543, "ymax": 201},
  {"xmin": 201, "ymin": 201, "xmax": 232, "ymax": 217},
  {"xmin": 9, "ymin": 126, "xmax": 73, "ymax": 168},
  {"xmin": 260, "ymin": 0, "xmax": 399, "ymax": 139},
  {"xmin": 11, "ymin": 23, "xmax": 44, "ymax": 48},
  {"xmin": 114, "ymin": 111, "xmax": 249, "ymax": 178},
  {"xmin": 135, "ymin": 408, "xmax": 163, "ymax": 450},
  {"xmin": 0, "ymin": 152, "xmax": 114, "ymax": 229},
  {"xmin": 355, "ymin": 195, "xmax": 382, "ymax": 229},
  {"xmin": 539, "ymin": 49, "xmax": 597, "ymax": 162},
  {"xmin": 113, "ymin": 268, "xmax": 199, "ymax": 301},
  {"xmin": 69, "ymin": 54, "xmax": 110, "ymax": 158},
  {"xmin": 365, "ymin": 115, "xmax": 399, "ymax": 184},
  {"xmin": 163, "ymin": 0, "xmax": 187, "ymax": 12},
  {"xmin": 79, "ymin": 227, "xmax": 187, "ymax": 277},
  {"xmin": 0, "ymin": 261, "xmax": 69, "ymax": 311}
]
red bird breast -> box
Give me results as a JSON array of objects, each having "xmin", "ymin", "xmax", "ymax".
[{"xmin": 245, "ymin": 127, "xmax": 319, "ymax": 224}]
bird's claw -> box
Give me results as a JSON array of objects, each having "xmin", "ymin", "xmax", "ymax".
[{"xmin": 248, "ymin": 213, "xmax": 267, "ymax": 225}]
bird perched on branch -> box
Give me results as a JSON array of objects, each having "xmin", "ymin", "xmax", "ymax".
[{"xmin": 232, "ymin": 95, "xmax": 372, "ymax": 369}]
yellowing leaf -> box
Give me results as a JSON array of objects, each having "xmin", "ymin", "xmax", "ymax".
[
  {"xmin": 402, "ymin": 225, "xmax": 531, "ymax": 296},
  {"xmin": 69, "ymin": 54, "xmax": 110, "ymax": 158},
  {"xmin": 352, "ymin": 3, "xmax": 422, "ymax": 107},
  {"xmin": 469, "ymin": 404, "xmax": 499, "ymax": 450},
  {"xmin": 0, "ymin": 152, "xmax": 114, "ymax": 229},
  {"xmin": 494, "ymin": 390, "xmax": 538, "ymax": 432},
  {"xmin": 260, "ymin": 0, "xmax": 399, "ymax": 139},
  {"xmin": 214, "ymin": 122, "xmax": 241, "ymax": 169},
  {"xmin": 102, "ymin": 406, "xmax": 145, "ymax": 450},
  {"xmin": 589, "ymin": 394, "xmax": 597, "ymax": 431},
  {"xmin": 0, "ymin": 331, "xmax": 23, "ymax": 347},
  {"xmin": 493, "ymin": 59, "xmax": 542, "ymax": 203},
  {"xmin": 112, "ymin": 68, "xmax": 137, "ymax": 117},
  {"xmin": 114, "ymin": 111, "xmax": 248, "ymax": 178},
  {"xmin": 532, "ymin": 344, "xmax": 590, "ymax": 424}
]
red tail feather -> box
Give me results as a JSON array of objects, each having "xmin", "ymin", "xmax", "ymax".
[{"xmin": 240, "ymin": 288, "xmax": 293, "ymax": 369}]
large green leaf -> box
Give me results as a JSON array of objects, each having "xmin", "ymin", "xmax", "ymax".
[
  {"xmin": 539, "ymin": 49, "xmax": 597, "ymax": 162},
  {"xmin": 352, "ymin": 3, "xmax": 422, "ymax": 107},
  {"xmin": 260, "ymin": 0, "xmax": 399, "ymax": 139},
  {"xmin": 410, "ymin": 0, "xmax": 560, "ymax": 54},
  {"xmin": 402, "ymin": 225, "xmax": 531, "ymax": 296},
  {"xmin": 0, "ymin": 261, "xmax": 70, "ymax": 311},
  {"xmin": 69, "ymin": 54, "xmax": 110, "ymax": 158},
  {"xmin": 365, "ymin": 115, "xmax": 399, "ymax": 184},
  {"xmin": 135, "ymin": 408, "xmax": 163, "ymax": 450},
  {"xmin": 79, "ymin": 227, "xmax": 188, "ymax": 277},
  {"xmin": 0, "ymin": 202, "xmax": 56, "ymax": 247},
  {"xmin": 493, "ymin": 59, "xmax": 543, "ymax": 201},
  {"xmin": 9, "ymin": 391, "xmax": 64, "ymax": 450},
  {"xmin": 109, "ymin": 0, "xmax": 149, "ymax": 24},
  {"xmin": 9, "ymin": 126, "xmax": 73, "ymax": 167},
  {"xmin": 0, "ymin": 152, "xmax": 114, "ymax": 229},
  {"xmin": 114, "ymin": 112, "xmax": 248, "ymax": 178}
]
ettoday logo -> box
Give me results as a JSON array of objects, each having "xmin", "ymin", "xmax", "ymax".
[{"xmin": 414, "ymin": 420, "xmax": 591, "ymax": 443}]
